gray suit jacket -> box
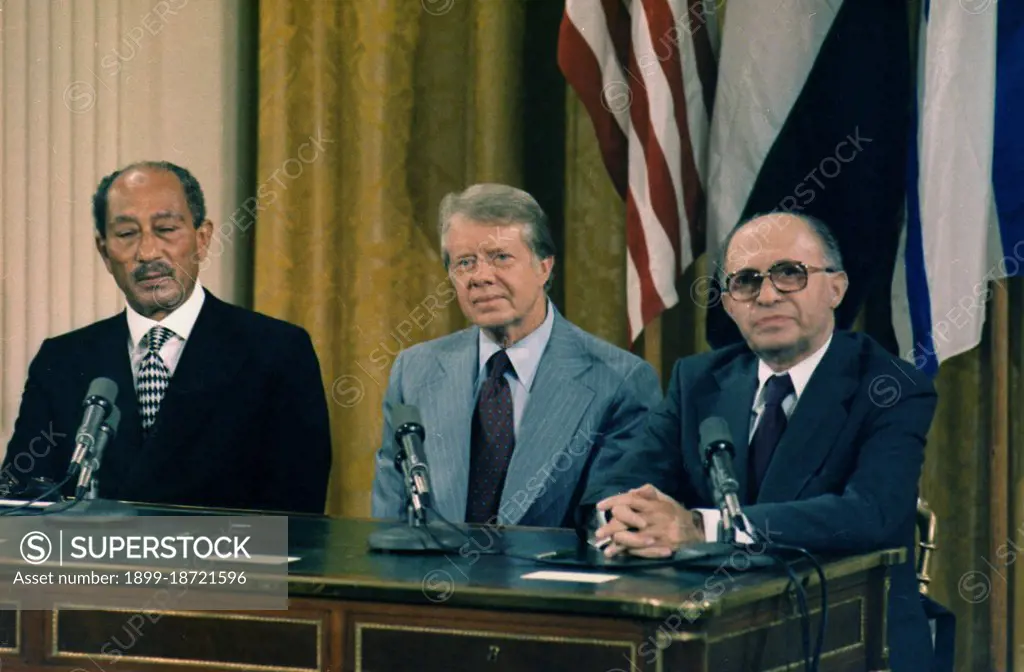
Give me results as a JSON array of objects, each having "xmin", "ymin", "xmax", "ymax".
[{"xmin": 371, "ymin": 310, "xmax": 662, "ymax": 528}]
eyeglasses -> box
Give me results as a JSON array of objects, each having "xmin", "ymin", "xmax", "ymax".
[
  {"xmin": 449, "ymin": 252, "xmax": 517, "ymax": 279},
  {"xmin": 723, "ymin": 261, "xmax": 837, "ymax": 301}
]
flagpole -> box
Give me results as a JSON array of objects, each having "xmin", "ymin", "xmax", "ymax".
[
  {"xmin": 643, "ymin": 316, "xmax": 664, "ymax": 385},
  {"xmin": 990, "ymin": 280, "xmax": 1010, "ymax": 672},
  {"xmin": 1012, "ymin": 277, "xmax": 1024, "ymax": 672}
]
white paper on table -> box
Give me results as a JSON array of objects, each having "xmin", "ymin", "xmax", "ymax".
[
  {"xmin": 209, "ymin": 554, "xmax": 302, "ymax": 565},
  {"xmin": 520, "ymin": 570, "xmax": 619, "ymax": 584}
]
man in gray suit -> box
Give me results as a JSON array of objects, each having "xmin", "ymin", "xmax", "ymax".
[{"xmin": 371, "ymin": 184, "xmax": 662, "ymax": 528}]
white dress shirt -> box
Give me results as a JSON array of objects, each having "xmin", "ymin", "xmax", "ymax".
[
  {"xmin": 126, "ymin": 280, "xmax": 206, "ymax": 384},
  {"xmin": 476, "ymin": 299, "xmax": 556, "ymax": 439},
  {"xmin": 699, "ymin": 334, "xmax": 834, "ymax": 543}
]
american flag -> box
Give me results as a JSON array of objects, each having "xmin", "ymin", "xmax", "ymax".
[{"xmin": 558, "ymin": 0, "xmax": 719, "ymax": 342}]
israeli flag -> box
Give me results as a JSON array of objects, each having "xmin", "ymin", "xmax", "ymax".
[{"xmin": 893, "ymin": 0, "xmax": 1024, "ymax": 376}]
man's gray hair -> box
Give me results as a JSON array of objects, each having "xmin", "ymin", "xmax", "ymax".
[
  {"xmin": 438, "ymin": 183, "xmax": 556, "ymax": 290},
  {"xmin": 714, "ymin": 212, "xmax": 845, "ymax": 283}
]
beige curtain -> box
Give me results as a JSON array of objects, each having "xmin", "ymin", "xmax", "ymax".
[{"xmin": 256, "ymin": 0, "xmax": 526, "ymax": 517}]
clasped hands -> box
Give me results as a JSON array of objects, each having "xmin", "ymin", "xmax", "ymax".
[{"xmin": 593, "ymin": 484, "xmax": 705, "ymax": 558}]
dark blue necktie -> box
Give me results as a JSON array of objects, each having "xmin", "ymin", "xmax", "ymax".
[
  {"xmin": 465, "ymin": 350, "xmax": 516, "ymax": 524},
  {"xmin": 749, "ymin": 373, "xmax": 794, "ymax": 501}
]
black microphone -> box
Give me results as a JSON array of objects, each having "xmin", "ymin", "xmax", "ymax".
[
  {"xmin": 368, "ymin": 405, "xmax": 466, "ymax": 552},
  {"xmin": 699, "ymin": 416, "xmax": 744, "ymax": 542},
  {"xmin": 76, "ymin": 406, "xmax": 121, "ymax": 497},
  {"xmin": 700, "ymin": 418, "xmax": 826, "ymax": 669},
  {"xmin": 67, "ymin": 378, "xmax": 118, "ymax": 475},
  {"xmin": 392, "ymin": 404, "xmax": 433, "ymax": 522}
]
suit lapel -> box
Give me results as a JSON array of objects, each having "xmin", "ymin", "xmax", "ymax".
[
  {"xmin": 500, "ymin": 315, "xmax": 595, "ymax": 526},
  {"xmin": 417, "ymin": 329, "xmax": 478, "ymax": 522},
  {"xmin": 697, "ymin": 355, "xmax": 758, "ymax": 505},
  {"xmin": 757, "ymin": 336, "xmax": 858, "ymax": 503}
]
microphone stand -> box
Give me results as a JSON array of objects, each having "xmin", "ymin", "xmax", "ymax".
[
  {"xmin": 60, "ymin": 474, "xmax": 137, "ymax": 517},
  {"xmin": 716, "ymin": 499, "xmax": 736, "ymax": 544},
  {"xmin": 368, "ymin": 451, "xmax": 464, "ymax": 553},
  {"xmin": 58, "ymin": 416, "xmax": 136, "ymax": 518},
  {"xmin": 702, "ymin": 437, "xmax": 744, "ymax": 546}
]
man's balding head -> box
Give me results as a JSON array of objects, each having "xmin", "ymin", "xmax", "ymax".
[
  {"xmin": 93, "ymin": 163, "xmax": 213, "ymax": 320},
  {"xmin": 719, "ymin": 213, "xmax": 849, "ymax": 370}
]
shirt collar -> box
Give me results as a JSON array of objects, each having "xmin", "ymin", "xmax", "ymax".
[
  {"xmin": 126, "ymin": 280, "xmax": 207, "ymax": 348},
  {"xmin": 754, "ymin": 332, "xmax": 833, "ymax": 409},
  {"xmin": 477, "ymin": 298, "xmax": 556, "ymax": 391}
]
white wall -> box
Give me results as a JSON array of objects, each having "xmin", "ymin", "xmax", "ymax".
[{"xmin": 0, "ymin": 0, "xmax": 254, "ymax": 449}]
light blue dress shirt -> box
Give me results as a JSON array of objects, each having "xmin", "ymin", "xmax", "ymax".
[{"xmin": 476, "ymin": 299, "xmax": 556, "ymax": 439}]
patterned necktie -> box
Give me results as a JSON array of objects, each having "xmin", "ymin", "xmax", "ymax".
[
  {"xmin": 138, "ymin": 326, "xmax": 175, "ymax": 433},
  {"xmin": 749, "ymin": 373, "xmax": 794, "ymax": 501},
  {"xmin": 465, "ymin": 350, "xmax": 516, "ymax": 524}
]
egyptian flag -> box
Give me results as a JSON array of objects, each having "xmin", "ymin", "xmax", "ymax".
[
  {"xmin": 892, "ymin": 0, "xmax": 1024, "ymax": 376},
  {"xmin": 704, "ymin": 0, "xmax": 911, "ymax": 348}
]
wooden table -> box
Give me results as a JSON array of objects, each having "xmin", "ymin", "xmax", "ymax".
[{"xmin": 0, "ymin": 506, "xmax": 899, "ymax": 671}]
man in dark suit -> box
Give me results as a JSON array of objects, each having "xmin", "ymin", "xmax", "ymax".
[
  {"xmin": 371, "ymin": 184, "xmax": 662, "ymax": 528},
  {"xmin": 1, "ymin": 161, "xmax": 332, "ymax": 514},
  {"xmin": 584, "ymin": 213, "xmax": 935, "ymax": 672}
]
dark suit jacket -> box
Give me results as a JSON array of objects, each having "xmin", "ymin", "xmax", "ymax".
[
  {"xmin": 582, "ymin": 330, "xmax": 935, "ymax": 672},
  {"xmin": 372, "ymin": 309, "xmax": 663, "ymax": 528},
  {"xmin": 2, "ymin": 293, "xmax": 332, "ymax": 514}
]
